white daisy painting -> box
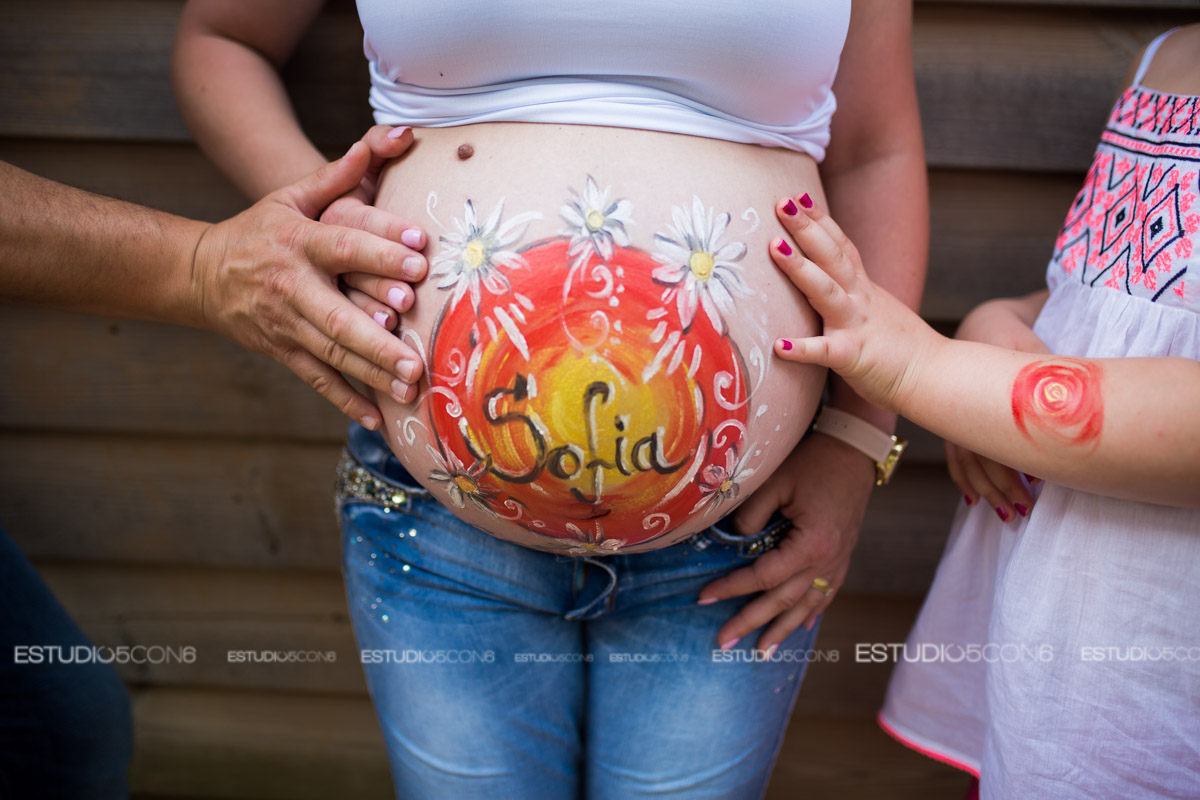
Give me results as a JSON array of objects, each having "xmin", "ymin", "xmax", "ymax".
[
  {"xmin": 430, "ymin": 199, "xmax": 542, "ymax": 314},
  {"xmin": 652, "ymin": 196, "xmax": 750, "ymax": 334},
  {"xmin": 427, "ymin": 445, "xmax": 498, "ymax": 515},
  {"xmin": 560, "ymin": 175, "xmax": 635, "ymax": 271},
  {"xmin": 691, "ymin": 444, "xmax": 757, "ymax": 516}
]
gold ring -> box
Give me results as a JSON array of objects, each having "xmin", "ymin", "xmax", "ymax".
[{"xmin": 810, "ymin": 577, "xmax": 833, "ymax": 595}]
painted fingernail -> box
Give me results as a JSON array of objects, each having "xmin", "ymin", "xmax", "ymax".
[
  {"xmin": 373, "ymin": 310, "xmax": 390, "ymax": 327},
  {"xmin": 403, "ymin": 255, "xmax": 424, "ymax": 279},
  {"xmin": 1015, "ymin": 503, "xmax": 1029, "ymax": 517},
  {"xmin": 778, "ymin": 339, "xmax": 793, "ymax": 351},
  {"xmin": 964, "ymin": 494, "xmax": 975, "ymax": 506},
  {"xmin": 697, "ymin": 596, "xmax": 719, "ymax": 606},
  {"xmin": 805, "ymin": 618, "xmax": 817, "ymax": 632},
  {"xmin": 396, "ymin": 359, "xmax": 419, "ymax": 383},
  {"xmin": 776, "ymin": 239, "xmax": 793, "ymax": 256},
  {"xmin": 386, "ymin": 126, "xmax": 412, "ymax": 140},
  {"xmin": 401, "ymin": 229, "xmax": 423, "ymax": 248},
  {"xmin": 799, "ymin": 193, "xmax": 814, "ymax": 209},
  {"xmin": 996, "ymin": 507, "xmax": 1010, "ymax": 522},
  {"xmin": 720, "ymin": 638, "xmax": 740, "ymax": 651},
  {"xmin": 360, "ymin": 415, "xmax": 380, "ymax": 431},
  {"xmin": 762, "ymin": 644, "xmax": 778, "ymax": 659},
  {"xmin": 387, "ymin": 286, "xmax": 408, "ymax": 309},
  {"xmin": 782, "ymin": 198, "xmax": 799, "ymax": 216}
]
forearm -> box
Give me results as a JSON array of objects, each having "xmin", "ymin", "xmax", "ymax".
[
  {"xmin": 0, "ymin": 162, "xmax": 206, "ymax": 325},
  {"xmin": 902, "ymin": 336, "xmax": 1200, "ymax": 508},
  {"xmin": 821, "ymin": 147, "xmax": 929, "ymax": 432},
  {"xmin": 171, "ymin": 0, "xmax": 325, "ymax": 199},
  {"xmin": 956, "ymin": 289, "xmax": 1050, "ymax": 352},
  {"xmin": 818, "ymin": 0, "xmax": 928, "ymax": 434}
]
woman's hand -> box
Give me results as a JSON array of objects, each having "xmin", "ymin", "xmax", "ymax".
[
  {"xmin": 192, "ymin": 141, "xmax": 426, "ymax": 428},
  {"xmin": 696, "ymin": 434, "xmax": 875, "ymax": 654},
  {"xmin": 321, "ymin": 126, "xmax": 428, "ymax": 320}
]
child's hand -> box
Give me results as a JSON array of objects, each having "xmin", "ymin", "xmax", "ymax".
[
  {"xmin": 769, "ymin": 194, "xmax": 940, "ymax": 414},
  {"xmin": 946, "ymin": 440, "xmax": 1038, "ymax": 523}
]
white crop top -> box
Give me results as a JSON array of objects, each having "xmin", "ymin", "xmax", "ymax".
[{"xmin": 357, "ymin": 0, "xmax": 852, "ymax": 160}]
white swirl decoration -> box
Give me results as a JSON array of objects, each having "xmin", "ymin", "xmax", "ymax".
[
  {"xmin": 711, "ymin": 419, "xmax": 748, "ymax": 450},
  {"xmin": 496, "ymin": 500, "xmax": 525, "ymax": 521},
  {"xmin": 428, "ymin": 386, "xmax": 463, "ymax": 418},
  {"xmin": 741, "ymin": 206, "xmax": 760, "ymax": 235},
  {"xmin": 642, "ymin": 513, "xmax": 672, "ymax": 533},
  {"xmin": 400, "ymin": 416, "xmax": 428, "ymax": 446}
]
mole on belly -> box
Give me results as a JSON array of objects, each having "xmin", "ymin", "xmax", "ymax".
[{"xmin": 456, "ymin": 143, "xmax": 475, "ymax": 161}]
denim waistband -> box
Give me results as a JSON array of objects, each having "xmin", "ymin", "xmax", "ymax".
[{"xmin": 341, "ymin": 424, "xmax": 787, "ymax": 557}]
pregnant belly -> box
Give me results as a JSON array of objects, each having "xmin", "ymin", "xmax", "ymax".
[{"xmin": 374, "ymin": 123, "xmax": 825, "ymax": 554}]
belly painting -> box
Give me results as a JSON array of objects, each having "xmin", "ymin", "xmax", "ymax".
[{"xmin": 376, "ymin": 126, "xmax": 824, "ymax": 554}]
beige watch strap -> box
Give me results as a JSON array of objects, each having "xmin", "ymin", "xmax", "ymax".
[{"xmin": 811, "ymin": 407, "xmax": 895, "ymax": 464}]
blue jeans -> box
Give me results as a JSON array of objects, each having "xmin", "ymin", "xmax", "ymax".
[
  {"xmin": 338, "ymin": 425, "xmax": 820, "ymax": 799},
  {"xmin": 0, "ymin": 524, "xmax": 132, "ymax": 800}
]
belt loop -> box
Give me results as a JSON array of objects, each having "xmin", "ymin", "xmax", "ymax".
[{"xmin": 564, "ymin": 557, "xmax": 618, "ymax": 621}]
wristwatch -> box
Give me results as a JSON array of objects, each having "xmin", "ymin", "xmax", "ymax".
[{"xmin": 811, "ymin": 407, "xmax": 908, "ymax": 486}]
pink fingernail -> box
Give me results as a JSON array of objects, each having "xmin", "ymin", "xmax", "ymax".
[
  {"xmin": 799, "ymin": 193, "xmax": 813, "ymax": 209},
  {"xmin": 964, "ymin": 494, "xmax": 975, "ymax": 506},
  {"xmin": 782, "ymin": 198, "xmax": 799, "ymax": 216},
  {"xmin": 401, "ymin": 229, "xmax": 423, "ymax": 248},
  {"xmin": 720, "ymin": 638, "xmax": 740, "ymax": 651},
  {"xmin": 387, "ymin": 286, "xmax": 407, "ymax": 309},
  {"xmin": 396, "ymin": 360, "xmax": 419, "ymax": 383},
  {"xmin": 778, "ymin": 339, "xmax": 793, "ymax": 351},
  {"xmin": 996, "ymin": 507, "xmax": 1010, "ymax": 522},
  {"xmin": 762, "ymin": 644, "xmax": 778, "ymax": 659},
  {"xmin": 373, "ymin": 310, "xmax": 390, "ymax": 327},
  {"xmin": 697, "ymin": 596, "xmax": 719, "ymax": 606},
  {"xmin": 387, "ymin": 126, "xmax": 412, "ymax": 140},
  {"xmin": 776, "ymin": 239, "xmax": 793, "ymax": 256},
  {"xmin": 1015, "ymin": 503, "xmax": 1029, "ymax": 517}
]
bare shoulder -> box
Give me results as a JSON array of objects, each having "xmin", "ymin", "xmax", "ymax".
[{"xmin": 1140, "ymin": 24, "xmax": 1200, "ymax": 95}]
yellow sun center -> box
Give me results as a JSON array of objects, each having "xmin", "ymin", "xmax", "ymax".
[
  {"xmin": 719, "ymin": 478, "xmax": 733, "ymax": 493},
  {"xmin": 585, "ymin": 209, "xmax": 606, "ymax": 232},
  {"xmin": 462, "ymin": 239, "xmax": 487, "ymax": 270},
  {"xmin": 453, "ymin": 474, "xmax": 479, "ymax": 494},
  {"xmin": 689, "ymin": 250, "xmax": 715, "ymax": 281}
]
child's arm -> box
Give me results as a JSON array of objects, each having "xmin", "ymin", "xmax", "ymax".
[
  {"xmin": 945, "ymin": 290, "xmax": 1051, "ymax": 520},
  {"xmin": 769, "ymin": 196, "xmax": 1200, "ymax": 510}
]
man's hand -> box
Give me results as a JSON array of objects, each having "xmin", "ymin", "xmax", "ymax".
[{"xmin": 192, "ymin": 141, "xmax": 425, "ymax": 429}]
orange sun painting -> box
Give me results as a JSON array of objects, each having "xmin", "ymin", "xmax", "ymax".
[{"xmin": 418, "ymin": 185, "xmax": 756, "ymax": 551}]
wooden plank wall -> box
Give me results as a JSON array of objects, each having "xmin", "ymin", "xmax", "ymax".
[{"xmin": 1, "ymin": 1, "xmax": 1195, "ymax": 798}]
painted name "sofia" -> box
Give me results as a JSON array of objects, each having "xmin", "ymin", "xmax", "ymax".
[{"xmin": 463, "ymin": 373, "xmax": 689, "ymax": 506}]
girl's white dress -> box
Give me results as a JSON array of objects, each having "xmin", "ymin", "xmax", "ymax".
[{"xmin": 879, "ymin": 31, "xmax": 1200, "ymax": 799}]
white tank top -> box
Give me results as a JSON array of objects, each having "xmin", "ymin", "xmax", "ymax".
[{"xmin": 357, "ymin": 0, "xmax": 852, "ymax": 160}]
